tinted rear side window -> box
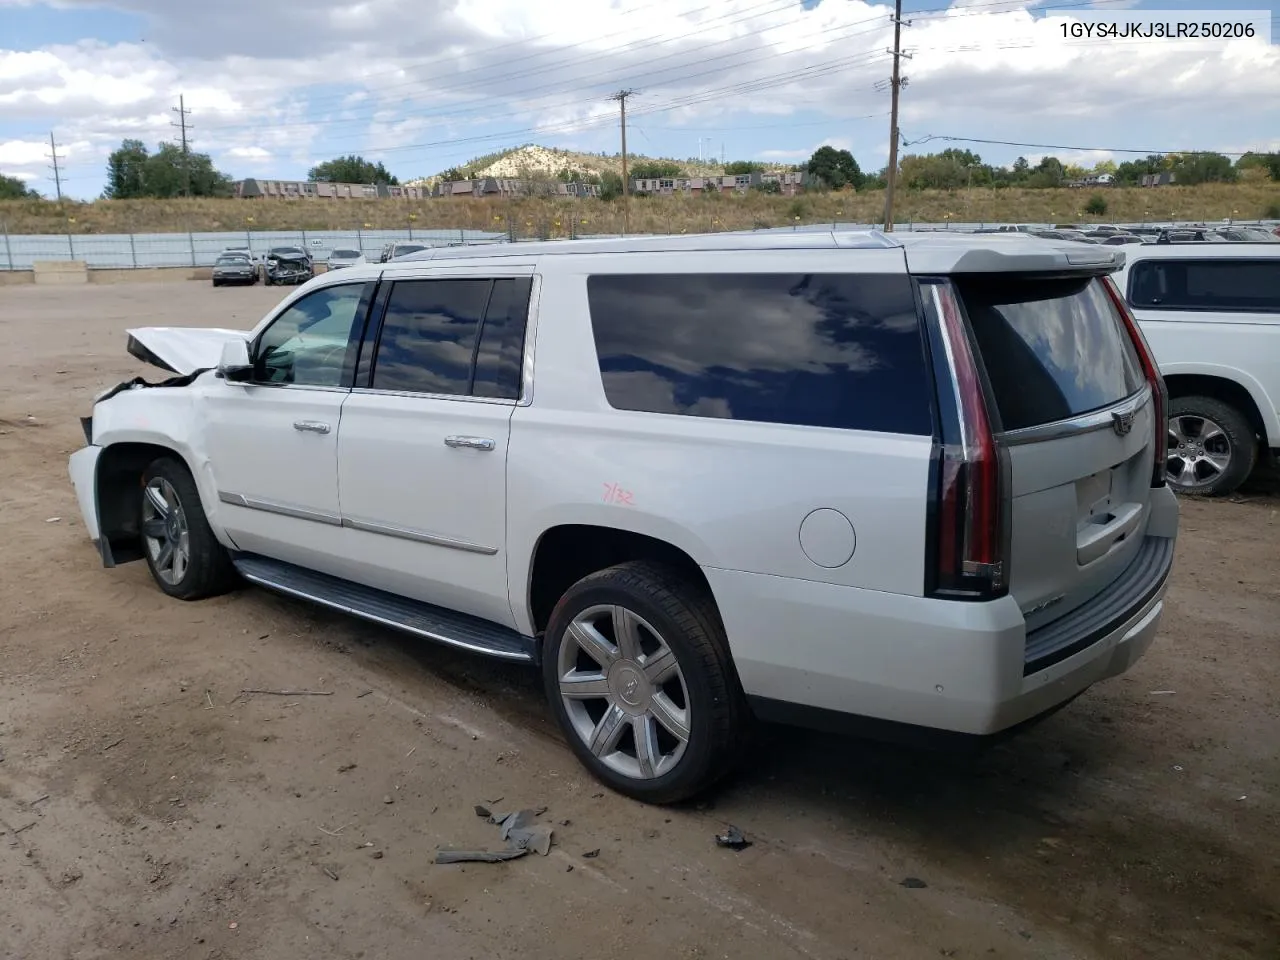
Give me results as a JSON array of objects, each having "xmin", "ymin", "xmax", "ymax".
[
  {"xmin": 472, "ymin": 278, "xmax": 532, "ymax": 400},
  {"xmin": 957, "ymin": 276, "xmax": 1144, "ymax": 432},
  {"xmin": 371, "ymin": 279, "xmax": 489, "ymax": 395},
  {"xmin": 586, "ymin": 273, "xmax": 932, "ymax": 435},
  {"xmin": 1128, "ymin": 259, "xmax": 1280, "ymax": 313}
]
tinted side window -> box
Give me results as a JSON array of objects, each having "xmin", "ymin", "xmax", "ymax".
[
  {"xmin": 371, "ymin": 279, "xmax": 490, "ymax": 395},
  {"xmin": 586, "ymin": 273, "xmax": 932, "ymax": 435},
  {"xmin": 253, "ymin": 282, "xmax": 373, "ymax": 387},
  {"xmin": 1129, "ymin": 259, "xmax": 1280, "ymax": 313},
  {"xmin": 472, "ymin": 278, "xmax": 532, "ymax": 400}
]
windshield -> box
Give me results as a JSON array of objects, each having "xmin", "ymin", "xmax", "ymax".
[
  {"xmin": 393, "ymin": 244, "xmax": 426, "ymax": 255},
  {"xmin": 270, "ymin": 248, "xmax": 305, "ymax": 258},
  {"xmin": 216, "ymin": 256, "xmax": 248, "ymax": 265},
  {"xmin": 332, "ymin": 249, "xmax": 361, "ymax": 258}
]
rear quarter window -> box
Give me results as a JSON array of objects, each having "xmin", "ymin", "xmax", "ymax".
[
  {"xmin": 1128, "ymin": 258, "xmax": 1280, "ymax": 313},
  {"xmin": 586, "ymin": 273, "xmax": 933, "ymax": 435}
]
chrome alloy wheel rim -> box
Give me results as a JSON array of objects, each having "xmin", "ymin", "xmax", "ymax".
[
  {"xmin": 1167, "ymin": 414, "xmax": 1232, "ymax": 491},
  {"xmin": 141, "ymin": 477, "xmax": 191, "ymax": 585},
  {"xmin": 556, "ymin": 604, "xmax": 691, "ymax": 781}
]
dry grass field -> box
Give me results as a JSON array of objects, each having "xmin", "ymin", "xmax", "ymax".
[{"xmin": 2, "ymin": 182, "xmax": 1278, "ymax": 238}]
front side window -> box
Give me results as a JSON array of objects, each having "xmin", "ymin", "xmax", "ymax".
[
  {"xmin": 586, "ymin": 273, "xmax": 933, "ymax": 435},
  {"xmin": 1128, "ymin": 259, "xmax": 1280, "ymax": 313},
  {"xmin": 253, "ymin": 282, "xmax": 373, "ymax": 387}
]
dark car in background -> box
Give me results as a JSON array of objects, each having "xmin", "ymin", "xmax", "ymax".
[
  {"xmin": 264, "ymin": 246, "xmax": 314, "ymax": 285},
  {"xmin": 211, "ymin": 253, "xmax": 257, "ymax": 287}
]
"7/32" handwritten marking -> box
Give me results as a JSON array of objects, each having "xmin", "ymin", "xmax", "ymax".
[{"xmin": 602, "ymin": 482, "xmax": 634, "ymax": 506}]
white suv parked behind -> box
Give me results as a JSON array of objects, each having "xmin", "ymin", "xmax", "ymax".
[
  {"xmin": 68, "ymin": 232, "xmax": 1179, "ymax": 802},
  {"xmin": 1113, "ymin": 242, "xmax": 1280, "ymax": 495}
]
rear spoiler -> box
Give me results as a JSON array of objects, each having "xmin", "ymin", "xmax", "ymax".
[{"xmin": 899, "ymin": 236, "xmax": 1126, "ymax": 276}]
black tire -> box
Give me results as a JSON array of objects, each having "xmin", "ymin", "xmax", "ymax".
[
  {"xmin": 1167, "ymin": 395, "xmax": 1257, "ymax": 497},
  {"xmin": 139, "ymin": 457, "xmax": 238, "ymax": 600},
  {"xmin": 542, "ymin": 561, "xmax": 751, "ymax": 804},
  {"xmin": 212, "ymin": 278, "xmax": 221, "ymax": 287}
]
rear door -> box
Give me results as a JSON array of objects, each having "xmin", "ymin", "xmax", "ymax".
[{"xmin": 951, "ymin": 273, "xmax": 1156, "ymax": 631}]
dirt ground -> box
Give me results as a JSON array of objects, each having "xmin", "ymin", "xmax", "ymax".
[{"xmin": 1, "ymin": 281, "xmax": 1277, "ymax": 960}]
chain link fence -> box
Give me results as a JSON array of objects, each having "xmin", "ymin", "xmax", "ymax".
[
  {"xmin": 4, "ymin": 218, "xmax": 1277, "ymax": 269},
  {"xmin": 0, "ymin": 227, "xmax": 505, "ymax": 271}
]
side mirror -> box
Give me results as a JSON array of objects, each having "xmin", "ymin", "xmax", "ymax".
[{"xmin": 216, "ymin": 338, "xmax": 253, "ymax": 381}]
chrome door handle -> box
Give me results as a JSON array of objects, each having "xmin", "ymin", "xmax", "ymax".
[
  {"xmin": 293, "ymin": 420, "xmax": 330, "ymax": 434},
  {"xmin": 444, "ymin": 435, "xmax": 495, "ymax": 451}
]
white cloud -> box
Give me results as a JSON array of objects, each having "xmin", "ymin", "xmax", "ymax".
[{"xmin": 226, "ymin": 145, "xmax": 271, "ymax": 160}]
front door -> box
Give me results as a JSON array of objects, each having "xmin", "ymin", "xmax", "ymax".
[
  {"xmin": 336, "ymin": 271, "xmax": 534, "ymax": 628},
  {"xmin": 203, "ymin": 279, "xmax": 376, "ymax": 571}
]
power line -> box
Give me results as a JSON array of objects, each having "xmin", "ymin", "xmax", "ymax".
[
  {"xmin": 194, "ymin": 0, "xmax": 1133, "ymax": 139},
  {"xmin": 171, "ymin": 94, "xmax": 193, "ymax": 197},
  {"xmin": 901, "ymin": 134, "xmax": 1263, "ymax": 158},
  {"xmin": 46, "ymin": 131, "xmax": 65, "ymax": 202}
]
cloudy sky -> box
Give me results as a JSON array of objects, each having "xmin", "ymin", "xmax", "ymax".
[{"xmin": 1, "ymin": 0, "xmax": 1277, "ymax": 199}]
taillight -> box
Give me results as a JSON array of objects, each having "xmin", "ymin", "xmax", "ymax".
[
  {"xmin": 1101, "ymin": 276, "xmax": 1167, "ymax": 488},
  {"xmin": 923, "ymin": 281, "xmax": 1007, "ymax": 600}
]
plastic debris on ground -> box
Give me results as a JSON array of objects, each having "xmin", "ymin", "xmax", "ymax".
[
  {"xmin": 714, "ymin": 825, "xmax": 752, "ymax": 850},
  {"xmin": 434, "ymin": 805, "xmax": 555, "ymax": 864}
]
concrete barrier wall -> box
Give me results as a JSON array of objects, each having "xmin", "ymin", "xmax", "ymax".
[
  {"xmin": 0, "ymin": 270, "xmax": 34, "ymax": 286},
  {"xmin": 33, "ymin": 260, "xmax": 88, "ymax": 285}
]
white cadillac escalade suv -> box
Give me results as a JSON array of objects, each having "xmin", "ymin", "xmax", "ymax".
[{"xmin": 68, "ymin": 231, "xmax": 1180, "ymax": 803}]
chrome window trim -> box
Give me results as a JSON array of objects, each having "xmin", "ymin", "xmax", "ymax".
[
  {"xmin": 238, "ymin": 382, "xmax": 350, "ymax": 394},
  {"xmin": 997, "ymin": 384, "xmax": 1152, "ymax": 447},
  {"xmin": 517, "ymin": 273, "xmax": 542, "ymax": 407},
  {"xmin": 218, "ymin": 492, "xmax": 342, "ymax": 525},
  {"xmin": 342, "ymin": 517, "xmax": 498, "ymax": 555},
  {"xmin": 348, "ymin": 387, "xmax": 516, "ymax": 406}
]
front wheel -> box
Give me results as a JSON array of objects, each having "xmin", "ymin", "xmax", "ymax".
[
  {"xmin": 542, "ymin": 561, "xmax": 750, "ymax": 804},
  {"xmin": 140, "ymin": 457, "xmax": 238, "ymax": 600},
  {"xmin": 1166, "ymin": 396, "xmax": 1256, "ymax": 496}
]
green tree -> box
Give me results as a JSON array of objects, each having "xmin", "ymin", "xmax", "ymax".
[
  {"xmin": 1168, "ymin": 152, "xmax": 1236, "ymax": 185},
  {"xmin": 0, "ymin": 173, "xmax": 40, "ymax": 200},
  {"xmin": 629, "ymin": 160, "xmax": 684, "ymax": 180},
  {"xmin": 723, "ymin": 160, "xmax": 764, "ymax": 175},
  {"xmin": 806, "ymin": 146, "xmax": 863, "ymax": 190},
  {"xmin": 103, "ymin": 139, "xmax": 230, "ymax": 199},
  {"xmin": 1085, "ymin": 194, "xmax": 1108, "ymax": 215},
  {"xmin": 308, "ymin": 155, "xmax": 399, "ymax": 184},
  {"xmin": 1025, "ymin": 156, "xmax": 1065, "ymax": 188},
  {"xmin": 104, "ymin": 138, "xmax": 150, "ymax": 199},
  {"xmin": 598, "ymin": 171, "xmax": 624, "ymax": 201}
]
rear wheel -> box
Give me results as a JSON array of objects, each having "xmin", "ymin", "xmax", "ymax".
[
  {"xmin": 1166, "ymin": 395, "xmax": 1256, "ymax": 496},
  {"xmin": 140, "ymin": 457, "xmax": 238, "ymax": 600},
  {"xmin": 542, "ymin": 561, "xmax": 749, "ymax": 804}
]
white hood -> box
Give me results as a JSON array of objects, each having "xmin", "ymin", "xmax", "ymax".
[{"xmin": 126, "ymin": 326, "xmax": 252, "ymax": 376}]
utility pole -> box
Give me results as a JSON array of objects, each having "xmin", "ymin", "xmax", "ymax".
[
  {"xmin": 882, "ymin": 0, "xmax": 911, "ymax": 232},
  {"xmin": 47, "ymin": 131, "xmax": 65, "ymax": 202},
  {"xmin": 610, "ymin": 89, "xmax": 635, "ymax": 236},
  {"xmin": 171, "ymin": 94, "xmax": 193, "ymax": 197}
]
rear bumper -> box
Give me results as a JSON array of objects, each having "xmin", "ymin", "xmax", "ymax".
[{"xmin": 709, "ymin": 494, "xmax": 1178, "ymax": 739}]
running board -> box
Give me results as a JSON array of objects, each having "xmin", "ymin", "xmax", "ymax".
[{"xmin": 232, "ymin": 555, "xmax": 537, "ymax": 663}]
